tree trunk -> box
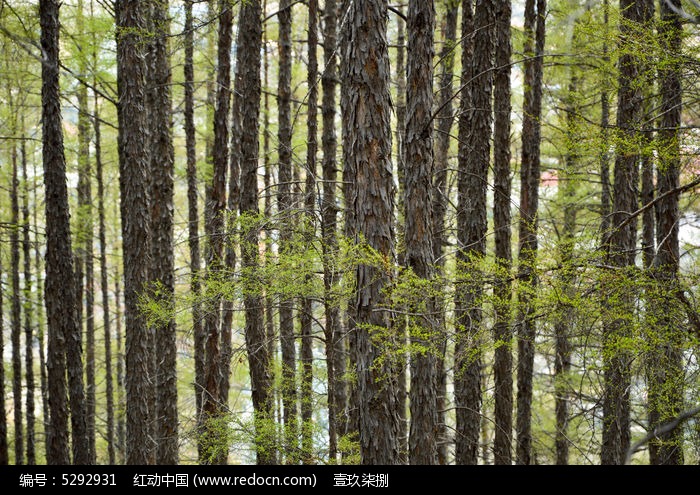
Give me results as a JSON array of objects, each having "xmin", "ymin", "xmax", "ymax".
[
  {"xmin": 600, "ymin": 0, "xmax": 612, "ymax": 245},
  {"xmin": 433, "ymin": 0, "xmax": 459, "ymax": 466},
  {"xmin": 341, "ymin": 0, "xmax": 400, "ymax": 465},
  {"xmin": 515, "ymin": 0, "xmax": 545, "ymax": 466},
  {"xmin": 492, "ymin": 0, "xmax": 513, "ymax": 466},
  {"xmin": 94, "ymin": 94, "xmax": 114, "ymax": 464},
  {"xmin": 146, "ymin": 0, "xmax": 178, "ymax": 465},
  {"xmin": 299, "ymin": 0, "xmax": 319, "ymax": 465},
  {"xmin": 320, "ymin": 0, "xmax": 341, "ymax": 462},
  {"xmin": 238, "ymin": 0, "xmax": 273, "ymax": 465},
  {"xmin": 0, "ymin": 249, "xmax": 6, "ymax": 465},
  {"xmin": 21, "ymin": 129, "xmax": 35, "ymax": 465},
  {"xmin": 277, "ymin": 0, "xmax": 299, "ymax": 463},
  {"xmin": 406, "ymin": 0, "xmax": 438, "ymax": 466},
  {"xmin": 455, "ymin": 0, "xmax": 494, "ymax": 466},
  {"xmin": 647, "ymin": 0, "xmax": 684, "ymax": 465},
  {"xmin": 115, "ymin": 271, "xmax": 125, "ymax": 463},
  {"xmin": 40, "ymin": 0, "xmax": 75, "ymax": 465},
  {"xmin": 11, "ymin": 124, "xmax": 23, "ymax": 466},
  {"xmin": 116, "ymin": 0, "xmax": 154, "ymax": 465}
]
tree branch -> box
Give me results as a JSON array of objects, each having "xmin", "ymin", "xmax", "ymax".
[{"xmin": 625, "ymin": 404, "xmax": 700, "ymax": 463}]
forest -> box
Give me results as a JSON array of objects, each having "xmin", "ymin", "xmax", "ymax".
[{"xmin": 0, "ymin": 0, "xmax": 699, "ymax": 466}]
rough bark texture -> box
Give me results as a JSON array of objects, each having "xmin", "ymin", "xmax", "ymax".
[
  {"xmin": 94, "ymin": 96, "xmax": 114, "ymax": 464},
  {"xmin": 202, "ymin": 2, "xmax": 233, "ymax": 453},
  {"xmin": 647, "ymin": 0, "xmax": 683, "ymax": 465},
  {"xmin": 455, "ymin": 0, "xmax": 494, "ymax": 466},
  {"xmin": 600, "ymin": 0, "xmax": 612, "ymax": 243},
  {"xmin": 277, "ymin": 0, "xmax": 299, "ymax": 463},
  {"xmin": 148, "ymin": 0, "xmax": 178, "ymax": 465},
  {"xmin": 406, "ymin": 0, "xmax": 438, "ymax": 466},
  {"xmin": 21, "ymin": 133, "xmax": 35, "ymax": 465},
  {"xmin": 40, "ymin": 0, "xmax": 74, "ymax": 465},
  {"xmin": 492, "ymin": 0, "xmax": 513, "ymax": 466},
  {"xmin": 11, "ymin": 128, "xmax": 23, "ymax": 466},
  {"xmin": 433, "ymin": 0, "xmax": 458, "ymax": 465},
  {"xmin": 238, "ymin": 0, "xmax": 273, "ymax": 465},
  {"xmin": 341, "ymin": 0, "xmax": 400, "ymax": 465},
  {"xmin": 600, "ymin": 0, "xmax": 643, "ymax": 466},
  {"xmin": 321, "ymin": 0, "xmax": 341, "ymax": 462},
  {"xmin": 515, "ymin": 0, "xmax": 545, "ymax": 466},
  {"xmin": 114, "ymin": 273, "xmax": 125, "ymax": 462},
  {"xmin": 116, "ymin": 0, "xmax": 154, "ymax": 465}
]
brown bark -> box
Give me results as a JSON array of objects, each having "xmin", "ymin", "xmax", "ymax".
[
  {"xmin": 341, "ymin": 0, "xmax": 400, "ymax": 464},
  {"xmin": 116, "ymin": 0, "xmax": 154, "ymax": 465},
  {"xmin": 492, "ymin": 0, "xmax": 513, "ymax": 466},
  {"xmin": 515, "ymin": 0, "xmax": 545, "ymax": 466}
]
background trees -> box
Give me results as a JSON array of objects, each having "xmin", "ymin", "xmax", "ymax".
[{"xmin": 1, "ymin": 0, "xmax": 700, "ymax": 465}]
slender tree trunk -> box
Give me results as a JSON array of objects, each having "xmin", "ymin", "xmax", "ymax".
[
  {"xmin": 40, "ymin": 0, "xmax": 75, "ymax": 465},
  {"xmin": 406, "ymin": 0, "xmax": 438, "ymax": 466},
  {"xmin": 21, "ymin": 129, "xmax": 35, "ymax": 465},
  {"xmin": 183, "ymin": 1, "xmax": 205, "ymax": 458},
  {"xmin": 94, "ymin": 94, "xmax": 114, "ymax": 464},
  {"xmin": 433, "ymin": 0, "xmax": 459, "ymax": 465},
  {"xmin": 455, "ymin": 0, "xmax": 494, "ymax": 466},
  {"xmin": 0, "ymin": 251, "xmax": 6, "ymax": 465},
  {"xmin": 393, "ymin": 5, "xmax": 409, "ymax": 461},
  {"xmin": 116, "ymin": 0, "xmax": 154, "ymax": 465},
  {"xmin": 238, "ymin": 0, "xmax": 273, "ymax": 465},
  {"xmin": 276, "ymin": 0, "xmax": 299, "ymax": 464},
  {"xmin": 146, "ymin": 0, "xmax": 178, "ymax": 465},
  {"xmin": 299, "ymin": 0, "xmax": 319, "ymax": 465},
  {"xmin": 515, "ymin": 0, "xmax": 545, "ymax": 466},
  {"xmin": 11, "ymin": 127, "xmax": 23, "ymax": 466},
  {"xmin": 647, "ymin": 0, "xmax": 683, "ymax": 465},
  {"xmin": 600, "ymin": 0, "xmax": 612, "ymax": 243},
  {"xmin": 321, "ymin": 0, "xmax": 341, "ymax": 462},
  {"xmin": 492, "ymin": 0, "xmax": 513, "ymax": 466},
  {"xmin": 601, "ymin": 0, "xmax": 643, "ymax": 466},
  {"xmin": 341, "ymin": 0, "xmax": 400, "ymax": 465}
]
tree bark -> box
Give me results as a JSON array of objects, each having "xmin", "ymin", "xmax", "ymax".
[
  {"xmin": 116, "ymin": 0, "xmax": 154, "ymax": 465},
  {"xmin": 0, "ymin": 249, "xmax": 6, "ymax": 465},
  {"xmin": 492, "ymin": 0, "xmax": 513, "ymax": 466},
  {"xmin": 647, "ymin": 0, "xmax": 684, "ymax": 465},
  {"xmin": 515, "ymin": 0, "xmax": 545, "ymax": 466},
  {"xmin": 406, "ymin": 0, "xmax": 438, "ymax": 466},
  {"xmin": 11, "ymin": 124, "xmax": 23, "ymax": 466},
  {"xmin": 433, "ymin": 0, "xmax": 459, "ymax": 465},
  {"xmin": 238, "ymin": 0, "xmax": 274, "ymax": 465},
  {"xmin": 341, "ymin": 0, "xmax": 400, "ymax": 465},
  {"xmin": 40, "ymin": 0, "xmax": 76, "ymax": 465},
  {"xmin": 277, "ymin": 0, "xmax": 299, "ymax": 463}
]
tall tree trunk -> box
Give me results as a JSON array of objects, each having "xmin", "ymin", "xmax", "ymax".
[
  {"xmin": 433, "ymin": 0, "xmax": 459, "ymax": 466},
  {"xmin": 40, "ymin": 0, "xmax": 75, "ymax": 465},
  {"xmin": 492, "ymin": 0, "xmax": 513, "ymax": 466},
  {"xmin": 393, "ymin": 5, "xmax": 409, "ymax": 461},
  {"xmin": 94, "ymin": 94, "xmax": 114, "ymax": 464},
  {"xmin": 183, "ymin": 0, "xmax": 205, "ymax": 457},
  {"xmin": 115, "ymin": 271, "xmax": 125, "ymax": 463},
  {"xmin": 238, "ymin": 0, "xmax": 273, "ymax": 465},
  {"xmin": 21, "ymin": 129, "xmax": 35, "ymax": 465},
  {"xmin": 601, "ymin": 0, "xmax": 643, "ymax": 466},
  {"xmin": 201, "ymin": 0, "xmax": 233, "ymax": 465},
  {"xmin": 647, "ymin": 0, "xmax": 683, "ymax": 465},
  {"xmin": 116, "ymin": 0, "xmax": 154, "ymax": 465},
  {"xmin": 277, "ymin": 0, "xmax": 299, "ymax": 464},
  {"xmin": 640, "ymin": 0, "xmax": 655, "ymax": 271},
  {"xmin": 406, "ymin": 0, "xmax": 438, "ymax": 466},
  {"xmin": 515, "ymin": 0, "xmax": 545, "ymax": 466},
  {"xmin": 147, "ymin": 0, "xmax": 178, "ymax": 465},
  {"xmin": 455, "ymin": 0, "xmax": 494, "ymax": 466},
  {"xmin": 299, "ymin": 0, "xmax": 319, "ymax": 465},
  {"xmin": 341, "ymin": 0, "xmax": 400, "ymax": 465},
  {"xmin": 11, "ymin": 125, "xmax": 23, "ymax": 466},
  {"xmin": 76, "ymin": 0, "xmax": 96, "ymax": 461},
  {"xmin": 600, "ymin": 0, "xmax": 612, "ymax": 246},
  {"xmin": 0, "ymin": 250, "xmax": 6, "ymax": 465},
  {"xmin": 321, "ymin": 0, "xmax": 341, "ymax": 462}
]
